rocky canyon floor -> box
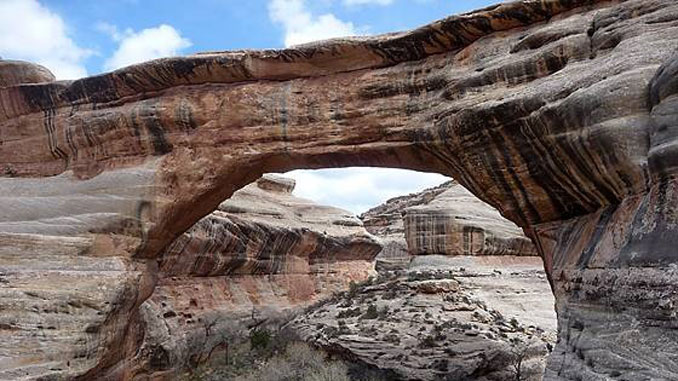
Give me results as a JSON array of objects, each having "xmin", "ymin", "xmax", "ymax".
[{"xmin": 174, "ymin": 178, "xmax": 555, "ymax": 381}]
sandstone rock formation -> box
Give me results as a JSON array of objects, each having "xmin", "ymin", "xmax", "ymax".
[
  {"xmin": 361, "ymin": 182, "xmax": 450, "ymax": 271},
  {"xmin": 405, "ymin": 182, "xmax": 537, "ymax": 257},
  {"xmin": 312, "ymin": 180, "xmax": 554, "ymax": 380},
  {"xmin": 291, "ymin": 265, "xmax": 554, "ymax": 381},
  {"xmin": 1, "ymin": 0, "xmax": 678, "ymax": 379},
  {"xmin": 0, "ymin": 60, "xmax": 55, "ymax": 87},
  {"xmin": 131, "ymin": 174, "xmax": 381, "ymax": 377}
]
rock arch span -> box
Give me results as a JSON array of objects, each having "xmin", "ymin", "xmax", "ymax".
[{"xmin": 1, "ymin": 0, "xmax": 678, "ymax": 379}]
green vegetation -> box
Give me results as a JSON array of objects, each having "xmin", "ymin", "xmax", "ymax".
[
  {"xmin": 237, "ymin": 342, "xmax": 350, "ymax": 381},
  {"xmin": 361, "ymin": 303, "xmax": 379, "ymax": 320},
  {"xmin": 181, "ymin": 327, "xmax": 356, "ymax": 381},
  {"xmin": 249, "ymin": 328, "xmax": 271, "ymax": 352}
]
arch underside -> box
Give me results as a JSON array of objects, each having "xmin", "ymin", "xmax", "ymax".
[{"xmin": 1, "ymin": 0, "xmax": 678, "ymax": 379}]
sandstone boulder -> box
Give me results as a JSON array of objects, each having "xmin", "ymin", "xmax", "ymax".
[{"xmin": 0, "ymin": 60, "xmax": 55, "ymax": 87}]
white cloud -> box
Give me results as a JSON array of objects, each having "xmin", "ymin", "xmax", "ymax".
[
  {"xmin": 284, "ymin": 168, "xmax": 450, "ymax": 215},
  {"xmin": 102, "ymin": 24, "xmax": 191, "ymax": 71},
  {"xmin": 343, "ymin": 0, "xmax": 394, "ymax": 6},
  {"xmin": 0, "ymin": 0, "xmax": 92, "ymax": 80},
  {"xmin": 268, "ymin": 0, "xmax": 357, "ymax": 47}
]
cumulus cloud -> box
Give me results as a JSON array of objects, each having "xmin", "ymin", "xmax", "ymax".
[
  {"xmin": 0, "ymin": 0, "xmax": 92, "ymax": 79},
  {"xmin": 343, "ymin": 0, "xmax": 394, "ymax": 6},
  {"xmin": 101, "ymin": 24, "xmax": 191, "ymax": 71},
  {"xmin": 284, "ymin": 168, "xmax": 450, "ymax": 215},
  {"xmin": 268, "ymin": 0, "xmax": 358, "ymax": 47}
]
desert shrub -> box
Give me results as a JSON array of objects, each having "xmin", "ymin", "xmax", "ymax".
[
  {"xmin": 339, "ymin": 298, "xmax": 353, "ymax": 308},
  {"xmin": 377, "ymin": 306, "xmax": 390, "ymax": 320},
  {"xmin": 236, "ymin": 342, "xmax": 350, "ymax": 381},
  {"xmin": 382, "ymin": 333, "xmax": 400, "ymax": 344},
  {"xmin": 381, "ymin": 287, "xmax": 399, "ymax": 300},
  {"xmin": 183, "ymin": 331, "xmax": 353, "ymax": 381},
  {"xmin": 323, "ymin": 325, "xmax": 340, "ymax": 338},
  {"xmin": 249, "ymin": 328, "xmax": 271, "ymax": 352},
  {"xmin": 361, "ymin": 304, "xmax": 379, "ymax": 320},
  {"xmin": 419, "ymin": 335, "xmax": 438, "ymax": 348},
  {"xmin": 431, "ymin": 358, "xmax": 449, "ymax": 372},
  {"xmin": 348, "ymin": 280, "xmax": 360, "ymax": 296},
  {"xmin": 337, "ymin": 307, "xmax": 362, "ymax": 319}
]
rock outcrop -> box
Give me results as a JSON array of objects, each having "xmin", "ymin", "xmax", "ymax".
[
  {"xmin": 361, "ymin": 182, "xmax": 450, "ymax": 271},
  {"xmin": 291, "ymin": 265, "xmax": 554, "ymax": 381},
  {"xmin": 302, "ymin": 180, "xmax": 554, "ymax": 380},
  {"xmin": 0, "ymin": 60, "xmax": 55, "ymax": 87},
  {"xmin": 2, "ymin": 0, "xmax": 678, "ymax": 379},
  {"xmin": 405, "ymin": 182, "xmax": 538, "ymax": 257},
  {"xmin": 132, "ymin": 174, "xmax": 381, "ymax": 377}
]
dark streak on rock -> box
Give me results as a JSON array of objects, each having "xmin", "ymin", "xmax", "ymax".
[{"xmin": 576, "ymin": 204, "xmax": 617, "ymax": 269}]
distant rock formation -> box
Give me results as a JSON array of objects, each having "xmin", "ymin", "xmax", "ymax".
[
  {"xmin": 363, "ymin": 181, "xmax": 538, "ymax": 271},
  {"xmin": 361, "ymin": 182, "xmax": 450, "ymax": 271},
  {"xmin": 294, "ymin": 181, "xmax": 554, "ymax": 380},
  {"xmin": 132, "ymin": 174, "xmax": 381, "ymax": 377},
  {"xmin": 404, "ymin": 182, "xmax": 537, "ymax": 257}
]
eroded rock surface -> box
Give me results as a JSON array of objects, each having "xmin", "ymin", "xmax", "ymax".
[
  {"xmin": 405, "ymin": 182, "xmax": 538, "ymax": 257},
  {"xmin": 291, "ymin": 265, "xmax": 554, "ymax": 381},
  {"xmin": 131, "ymin": 174, "xmax": 380, "ymax": 377},
  {"xmin": 1, "ymin": 0, "xmax": 678, "ymax": 379},
  {"xmin": 361, "ymin": 182, "xmax": 451, "ymax": 271},
  {"xmin": 0, "ymin": 60, "xmax": 55, "ymax": 87},
  {"xmin": 300, "ymin": 181, "xmax": 554, "ymax": 380}
]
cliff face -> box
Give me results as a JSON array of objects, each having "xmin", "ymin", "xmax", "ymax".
[
  {"xmin": 1, "ymin": 0, "xmax": 678, "ymax": 379},
  {"xmin": 405, "ymin": 182, "xmax": 538, "ymax": 257},
  {"xmin": 131, "ymin": 174, "xmax": 380, "ymax": 377},
  {"xmin": 361, "ymin": 182, "xmax": 451, "ymax": 271}
]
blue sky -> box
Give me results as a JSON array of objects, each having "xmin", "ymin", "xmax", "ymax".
[{"xmin": 0, "ymin": 0, "xmax": 500, "ymax": 214}]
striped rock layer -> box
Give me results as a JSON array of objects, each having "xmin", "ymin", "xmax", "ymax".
[
  {"xmin": 404, "ymin": 181, "xmax": 538, "ymax": 257},
  {"xmin": 1, "ymin": 0, "xmax": 678, "ymax": 379},
  {"xmin": 361, "ymin": 181, "xmax": 451, "ymax": 271},
  {"xmin": 133, "ymin": 174, "xmax": 380, "ymax": 377}
]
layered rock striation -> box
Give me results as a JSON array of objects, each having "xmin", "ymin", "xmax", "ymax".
[
  {"xmin": 405, "ymin": 182, "xmax": 538, "ymax": 257},
  {"xmin": 361, "ymin": 181, "xmax": 451, "ymax": 271},
  {"xmin": 2, "ymin": 0, "xmax": 678, "ymax": 379},
  {"xmin": 132, "ymin": 174, "xmax": 380, "ymax": 377}
]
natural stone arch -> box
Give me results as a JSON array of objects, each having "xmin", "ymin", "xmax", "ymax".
[{"xmin": 1, "ymin": 0, "xmax": 678, "ymax": 379}]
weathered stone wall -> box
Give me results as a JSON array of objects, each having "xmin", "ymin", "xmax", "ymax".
[
  {"xmin": 361, "ymin": 181, "xmax": 450, "ymax": 271},
  {"xmin": 404, "ymin": 182, "xmax": 538, "ymax": 257}
]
